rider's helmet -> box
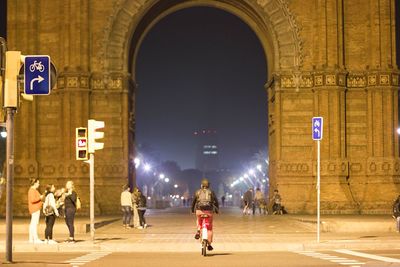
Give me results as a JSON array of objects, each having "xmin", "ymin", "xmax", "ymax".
[{"xmin": 201, "ymin": 178, "xmax": 209, "ymax": 189}]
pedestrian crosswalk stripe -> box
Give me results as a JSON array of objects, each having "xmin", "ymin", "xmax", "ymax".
[
  {"xmin": 295, "ymin": 251, "xmax": 365, "ymax": 266},
  {"xmin": 335, "ymin": 249, "xmax": 400, "ymax": 263},
  {"xmin": 65, "ymin": 251, "xmax": 112, "ymax": 266}
]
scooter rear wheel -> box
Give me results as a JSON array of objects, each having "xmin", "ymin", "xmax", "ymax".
[{"xmin": 201, "ymin": 240, "xmax": 207, "ymax": 256}]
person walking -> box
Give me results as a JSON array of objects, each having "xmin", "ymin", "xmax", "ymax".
[
  {"xmin": 64, "ymin": 181, "xmax": 77, "ymax": 243},
  {"xmin": 254, "ymin": 188, "xmax": 266, "ymax": 215},
  {"xmin": 221, "ymin": 195, "xmax": 226, "ymax": 207},
  {"xmin": 43, "ymin": 184, "xmax": 60, "ymax": 244},
  {"xmin": 121, "ymin": 184, "xmax": 133, "ymax": 228},
  {"xmin": 243, "ymin": 188, "xmax": 254, "ymax": 215},
  {"xmin": 132, "ymin": 187, "xmax": 141, "ymax": 228},
  {"xmin": 393, "ymin": 195, "xmax": 400, "ymax": 232},
  {"xmin": 28, "ymin": 178, "xmax": 44, "ymax": 243},
  {"xmin": 137, "ymin": 190, "xmax": 147, "ymax": 229}
]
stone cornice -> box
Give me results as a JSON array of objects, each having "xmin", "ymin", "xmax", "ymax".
[{"xmin": 267, "ymin": 70, "xmax": 400, "ymax": 89}]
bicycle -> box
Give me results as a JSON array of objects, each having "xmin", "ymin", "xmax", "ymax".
[
  {"xmin": 29, "ymin": 60, "xmax": 45, "ymax": 72},
  {"xmin": 199, "ymin": 213, "xmax": 211, "ymax": 256}
]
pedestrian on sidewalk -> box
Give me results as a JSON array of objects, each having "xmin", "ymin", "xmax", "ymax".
[
  {"xmin": 221, "ymin": 195, "xmax": 226, "ymax": 207},
  {"xmin": 121, "ymin": 184, "xmax": 133, "ymax": 228},
  {"xmin": 392, "ymin": 195, "xmax": 400, "ymax": 232},
  {"xmin": 136, "ymin": 190, "xmax": 147, "ymax": 229},
  {"xmin": 243, "ymin": 188, "xmax": 254, "ymax": 215},
  {"xmin": 132, "ymin": 187, "xmax": 141, "ymax": 228},
  {"xmin": 64, "ymin": 180, "xmax": 77, "ymax": 243},
  {"xmin": 254, "ymin": 188, "xmax": 266, "ymax": 215},
  {"xmin": 43, "ymin": 184, "xmax": 60, "ymax": 244},
  {"xmin": 272, "ymin": 189, "xmax": 283, "ymax": 215},
  {"xmin": 28, "ymin": 178, "xmax": 44, "ymax": 244}
]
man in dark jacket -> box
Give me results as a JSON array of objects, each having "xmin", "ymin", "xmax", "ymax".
[
  {"xmin": 393, "ymin": 195, "xmax": 400, "ymax": 232},
  {"xmin": 191, "ymin": 178, "xmax": 219, "ymax": 251},
  {"xmin": 243, "ymin": 188, "xmax": 254, "ymax": 215}
]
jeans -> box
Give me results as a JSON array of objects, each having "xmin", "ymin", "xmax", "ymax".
[
  {"xmin": 29, "ymin": 210, "xmax": 41, "ymax": 242},
  {"xmin": 45, "ymin": 214, "xmax": 56, "ymax": 240},
  {"xmin": 122, "ymin": 206, "xmax": 132, "ymax": 225},
  {"xmin": 138, "ymin": 209, "xmax": 146, "ymax": 227},
  {"xmin": 65, "ymin": 208, "xmax": 76, "ymax": 238}
]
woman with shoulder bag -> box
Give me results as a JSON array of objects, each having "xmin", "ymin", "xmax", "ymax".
[
  {"xmin": 43, "ymin": 184, "xmax": 59, "ymax": 244},
  {"xmin": 64, "ymin": 180, "xmax": 78, "ymax": 243}
]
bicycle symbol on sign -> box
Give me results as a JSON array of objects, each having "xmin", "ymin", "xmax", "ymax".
[{"xmin": 29, "ymin": 60, "xmax": 45, "ymax": 72}]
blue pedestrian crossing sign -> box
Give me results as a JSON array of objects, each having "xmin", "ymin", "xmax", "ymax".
[
  {"xmin": 24, "ymin": 55, "xmax": 51, "ymax": 95},
  {"xmin": 312, "ymin": 117, "xmax": 323, "ymax": 140}
]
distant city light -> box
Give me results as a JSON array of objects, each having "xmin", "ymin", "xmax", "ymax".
[
  {"xmin": 147, "ymin": 196, "xmax": 151, "ymax": 200},
  {"xmin": 174, "ymin": 184, "xmax": 178, "ymax": 188},
  {"xmin": 244, "ymin": 174, "xmax": 249, "ymax": 178},
  {"xmin": 248, "ymin": 169, "xmax": 255, "ymax": 175},
  {"xmin": 144, "ymin": 163, "xmax": 151, "ymax": 172},
  {"xmin": 159, "ymin": 173, "xmax": 165, "ymax": 180},
  {"xmin": 240, "ymin": 177, "xmax": 244, "ymax": 181},
  {"xmin": 0, "ymin": 131, "xmax": 7, "ymax": 138},
  {"xmin": 262, "ymin": 179, "xmax": 266, "ymax": 183},
  {"xmin": 164, "ymin": 177, "xmax": 170, "ymax": 183},
  {"xmin": 134, "ymin": 158, "xmax": 140, "ymax": 168},
  {"xmin": 257, "ymin": 164, "xmax": 262, "ymax": 171}
]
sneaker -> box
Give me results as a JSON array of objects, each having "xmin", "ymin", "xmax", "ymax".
[
  {"xmin": 207, "ymin": 245, "xmax": 214, "ymax": 251},
  {"xmin": 33, "ymin": 239, "xmax": 44, "ymax": 244},
  {"xmin": 47, "ymin": 239, "xmax": 57, "ymax": 245},
  {"xmin": 194, "ymin": 231, "xmax": 200, "ymax": 240},
  {"xmin": 137, "ymin": 226, "xmax": 143, "ymax": 229},
  {"xmin": 144, "ymin": 224, "xmax": 148, "ymax": 229}
]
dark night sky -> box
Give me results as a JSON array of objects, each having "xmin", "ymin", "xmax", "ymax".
[{"xmin": 136, "ymin": 7, "xmax": 268, "ymax": 170}]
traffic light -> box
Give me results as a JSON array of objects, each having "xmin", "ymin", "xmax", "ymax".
[
  {"xmin": 4, "ymin": 51, "xmax": 21, "ymax": 108},
  {"xmin": 88, "ymin": 119, "xmax": 104, "ymax": 153},
  {"xmin": 76, "ymin": 127, "xmax": 88, "ymax": 160}
]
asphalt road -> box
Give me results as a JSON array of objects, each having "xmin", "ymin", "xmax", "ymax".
[{"xmin": 3, "ymin": 249, "xmax": 400, "ymax": 267}]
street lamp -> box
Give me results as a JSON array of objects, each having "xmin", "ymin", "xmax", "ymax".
[
  {"xmin": 134, "ymin": 157, "xmax": 140, "ymax": 168},
  {"xmin": 164, "ymin": 177, "xmax": 170, "ymax": 183},
  {"xmin": 144, "ymin": 163, "xmax": 151, "ymax": 172},
  {"xmin": 0, "ymin": 131, "xmax": 7, "ymax": 138},
  {"xmin": 159, "ymin": 173, "xmax": 165, "ymax": 180},
  {"xmin": 174, "ymin": 184, "xmax": 178, "ymax": 188},
  {"xmin": 256, "ymin": 164, "xmax": 262, "ymax": 171},
  {"xmin": 248, "ymin": 169, "xmax": 255, "ymax": 175}
]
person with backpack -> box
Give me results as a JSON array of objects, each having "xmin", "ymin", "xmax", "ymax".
[
  {"xmin": 64, "ymin": 180, "xmax": 78, "ymax": 243},
  {"xmin": 43, "ymin": 184, "xmax": 60, "ymax": 244},
  {"xmin": 393, "ymin": 195, "xmax": 400, "ymax": 232},
  {"xmin": 191, "ymin": 178, "xmax": 219, "ymax": 251},
  {"xmin": 136, "ymin": 190, "xmax": 147, "ymax": 229}
]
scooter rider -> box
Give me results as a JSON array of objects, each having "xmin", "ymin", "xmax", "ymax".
[{"xmin": 191, "ymin": 178, "xmax": 219, "ymax": 251}]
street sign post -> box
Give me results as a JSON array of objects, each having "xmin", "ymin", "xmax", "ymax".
[
  {"xmin": 312, "ymin": 117, "xmax": 323, "ymax": 243},
  {"xmin": 24, "ymin": 55, "xmax": 51, "ymax": 95}
]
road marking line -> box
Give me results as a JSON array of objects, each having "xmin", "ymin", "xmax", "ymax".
[
  {"xmin": 295, "ymin": 251, "xmax": 366, "ymax": 266},
  {"xmin": 65, "ymin": 251, "xmax": 112, "ymax": 266},
  {"xmin": 335, "ymin": 249, "xmax": 400, "ymax": 263}
]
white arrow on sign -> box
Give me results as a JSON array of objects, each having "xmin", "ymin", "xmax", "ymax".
[
  {"xmin": 30, "ymin": 75, "xmax": 44, "ymax": 90},
  {"xmin": 314, "ymin": 128, "xmax": 321, "ymax": 137}
]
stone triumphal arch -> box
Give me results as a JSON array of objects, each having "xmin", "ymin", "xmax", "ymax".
[{"xmin": 3, "ymin": 0, "xmax": 399, "ymax": 215}]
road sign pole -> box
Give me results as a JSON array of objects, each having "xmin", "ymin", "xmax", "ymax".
[
  {"xmin": 89, "ymin": 153, "xmax": 95, "ymax": 242},
  {"xmin": 5, "ymin": 108, "xmax": 16, "ymax": 263},
  {"xmin": 317, "ymin": 139, "xmax": 321, "ymax": 243}
]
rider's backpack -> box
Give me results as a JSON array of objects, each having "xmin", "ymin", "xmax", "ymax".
[{"xmin": 197, "ymin": 188, "xmax": 212, "ymax": 210}]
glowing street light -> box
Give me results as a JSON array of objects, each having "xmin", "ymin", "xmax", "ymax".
[
  {"xmin": 248, "ymin": 169, "xmax": 255, "ymax": 175},
  {"xmin": 0, "ymin": 131, "xmax": 7, "ymax": 138},
  {"xmin": 397, "ymin": 128, "xmax": 400, "ymax": 135},
  {"xmin": 134, "ymin": 158, "xmax": 140, "ymax": 168},
  {"xmin": 174, "ymin": 184, "xmax": 178, "ymax": 188},
  {"xmin": 144, "ymin": 163, "xmax": 151, "ymax": 172},
  {"xmin": 257, "ymin": 164, "xmax": 262, "ymax": 171},
  {"xmin": 164, "ymin": 177, "xmax": 170, "ymax": 183},
  {"xmin": 159, "ymin": 173, "xmax": 165, "ymax": 180}
]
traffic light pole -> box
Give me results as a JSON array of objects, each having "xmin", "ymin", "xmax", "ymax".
[
  {"xmin": 89, "ymin": 153, "xmax": 95, "ymax": 242},
  {"xmin": 5, "ymin": 108, "xmax": 16, "ymax": 263}
]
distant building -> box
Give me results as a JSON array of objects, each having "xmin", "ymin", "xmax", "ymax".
[{"xmin": 194, "ymin": 129, "xmax": 220, "ymax": 172}]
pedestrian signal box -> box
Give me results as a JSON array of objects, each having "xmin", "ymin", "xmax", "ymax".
[{"xmin": 76, "ymin": 127, "xmax": 88, "ymax": 160}]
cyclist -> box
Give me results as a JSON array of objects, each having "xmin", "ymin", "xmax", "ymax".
[{"xmin": 191, "ymin": 178, "xmax": 219, "ymax": 251}]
